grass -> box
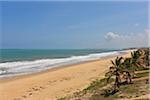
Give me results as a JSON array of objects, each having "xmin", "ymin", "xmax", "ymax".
[
  {"xmin": 90, "ymin": 93, "xmax": 118, "ymax": 100},
  {"xmin": 118, "ymin": 71, "xmax": 149, "ymax": 94},
  {"xmin": 117, "ymin": 78, "xmax": 149, "ymax": 98},
  {"xmin": 120, "ymin": 84, "xmax": 139, "ymax": 94},
  {"xmin": 134, "ymin": 71, "xmax": 149, "ymax": 78},
  {"xmin": 58, "ymin": 69, "xmax": 150, "ymax": 100},
  {"xmin": 58, "ymin": 97, "xmax": 67, "ymax": 100},
  {"xmin": 58, "ymin": 78, "xmax": 114, "ymax": 100},
  {"xmin": 84, "ymin": 78, "xmax": 114, "ymax": 92}
]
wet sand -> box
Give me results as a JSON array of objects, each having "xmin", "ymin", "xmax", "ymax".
[{"xmin": 0, "ymin": 51, "xmax": 131, "ymax": 100}]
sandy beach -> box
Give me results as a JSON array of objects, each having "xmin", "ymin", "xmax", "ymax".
[
  {"xmin": 0, "ymin": 51, "xmax": 131, "ymax": 100},
  {"xmin": 1, "ymin": 1, "xmax": 148, "ymax": 100}
]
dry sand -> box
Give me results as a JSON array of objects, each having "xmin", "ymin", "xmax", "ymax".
[{"xmin": 0, "ymin": 51, "xmax": 131, "ymax": 100}]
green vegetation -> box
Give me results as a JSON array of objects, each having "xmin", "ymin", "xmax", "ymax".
[
  {"xmin": 58, "ymin": 78, "xmax": 114, "ymax": 100},
  {"xmin": 105, "ymin": 48, "xmax": 149, "ymax": 90},
  {"xmin": 134, "ymin": 72, "xmax": 149, "ymax": 78},
  {"xmin": 84, "ymin": 78, "xmax": 114, "ymax": 92},
  {"xmin": 58, "ymin": 48, "xmax": 150, "ymax": 100},
  {"xmin": 105, "ymin": 56, "xmax": 124, "ymax": 91},
  {"xmin": 58, "ymin": 70, "xmax": 149, "ymax": 100}
]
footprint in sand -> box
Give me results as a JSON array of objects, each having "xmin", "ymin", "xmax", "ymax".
[
  {"xmin": 63, "ymin": 77, "xmax": 71, "ymax": 81},
  {"xmin": 28, "ymin": 92, "xmax": 33, "ymax": 96},
  {"xmin": 39, "ymin": 86, "xmax": 45, "ymax": 89},
  {"xmin": 14, "ymin": 87, "xmax": 40, "ymax": 100},
  {"xmin": 62, "ymin": 89, "xmax": 70, "ymax": 93},
  {"xmin": 53, "ymin": 80, "xmax": 57, "ymax": 82},
  {"xmin": 48, "ymin": 80, "xmax": 57, "ymax": 84},
  {"xmin": 48, "ymin": 80, "xmax": 52, "ymax": 83},
  {"xmin": 32, "ymin": 87, "xmax": 41, "ymax": 91},
  {"xmin": 62, "ymin": 87, "xmax": 73, "ymax": 93},
  {"xmin": 58, "ymin": 77, "xmax": 71, "ymax": 82},
  {"xmin": 22, "ymin": 95, "xmax": 27, "ymax": 98},
  {"xmin": 47, "ymin": 80, "xmax": 58, "ymax": 86},
  {"xmin": 20, "ymin": 86, "xmax": 46, "ymax": 99},
  {"xmin": 59, "ymin": 80, "xmax": 63, "ymax": 82},
  {"xmin": 47, "ymin": 81, "xmax": 53, "ymax": 85},
  {"xmin": 15, "ymin": 95, "xmax": 27, "ymax": 100}
]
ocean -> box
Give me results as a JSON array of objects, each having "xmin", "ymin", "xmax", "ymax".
[{"xmin": 0, "ymin": 49, "xmax": 127, "ymax": 78}]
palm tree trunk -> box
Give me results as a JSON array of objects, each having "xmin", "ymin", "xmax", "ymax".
[
  {"xmin": 114, "ymin": 75, "xmax": 120, "ymax": 91},
  {"xmin": 126, "ymin": 71, "xmax": 132, "ymax": 84}
]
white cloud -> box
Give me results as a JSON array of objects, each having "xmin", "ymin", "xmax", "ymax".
[
  {"xmin": 104, "ymin": 29, "xmax": 149, "ymax": 48},
  {"xmin": 104, "ymin": 32, "xmax": 120, "ymax": 40}
]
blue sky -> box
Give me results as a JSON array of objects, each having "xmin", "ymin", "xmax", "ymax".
[{"xmin": 0, "ymin": 1, "xmax": 149, "ymax": 49}]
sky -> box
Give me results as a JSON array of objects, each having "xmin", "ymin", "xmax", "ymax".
[{"xmin": 0, "ymin": 1, "xmax": 149, "ymax": 49}]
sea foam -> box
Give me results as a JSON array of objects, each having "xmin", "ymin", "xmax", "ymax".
[{"xmin": 0, "ymin": 50, "xmax": 128, "ymax": 78}]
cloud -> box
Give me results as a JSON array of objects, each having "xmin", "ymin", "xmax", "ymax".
[
  {"xmin": 104, "ymin": 29, "xmax": 149, "ymax": 48},
  {"xmin": 104, "ymin": 32, "xmax": 120, "ymax": 40}
]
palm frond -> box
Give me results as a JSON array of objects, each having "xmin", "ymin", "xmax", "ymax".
[
  {"xmin": 111, "ymin": 60, "xmax": 115, "ymax": 66},
  {"xmin": 105, "ymin": 71, "xmax": 114, "ymax": 83}
]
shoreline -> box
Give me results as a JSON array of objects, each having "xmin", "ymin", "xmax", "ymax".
[
  {"xmin": 0, "ymin": 50, "xmax": 129, "ymax": 79},
  {"xmin": 0, "ymin": 52, "xmax": 127, "ymax": 83},
  {"xmin": 0, "ymin": 50, "xmax": 132, "ymax": 100}
]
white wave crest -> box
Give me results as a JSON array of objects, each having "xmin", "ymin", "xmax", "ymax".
[{"xmin": 0, "ymin": 50, "xmax": 127, "ymax": 78}]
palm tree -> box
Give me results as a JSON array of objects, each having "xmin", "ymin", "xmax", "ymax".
[
  {"xmin": 143, "ymin": 48, "xmax": 149, "ymax": 66},
  {"xmin": 130, "ymin": 50, "xmax": 145, "ymax": 70},
  {"xmin": 105, "ymin": 57, "xmax": 123, "ymax": 90},
  {"xmin": 122, "ymin": 49, "xmax": 148, "ymax": 84},
  {"xmin": 122, "ymin": 58, "xmax": 133, "ymax": 84}
]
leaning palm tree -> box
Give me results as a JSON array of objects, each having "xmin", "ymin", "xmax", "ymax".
[
  {"xmin": 130, "ymin": 50, "xmax": 145, "ymax": 70},
  {"xmin": 122, "ymin": 49, "xmax": 148, "ymax": 84},
  {"xmin": 122, "ymin": 58, "xmax": 134, "ymax": 84},
  {"xmin": 105, "ymin": 57, "xmax": 123, "ymax": 90},
  {"xmin": 142, "ymin": 48, "xmax": 149, "ymax": 66}
]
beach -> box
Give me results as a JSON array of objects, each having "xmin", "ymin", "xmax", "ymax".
[
  {"xmin": 0, "ymin": 51, "xmax": 131, "ymax": 100},
  {"xmin": 1, "ymin": 1, "xmax": 148, "ymax": 100}
]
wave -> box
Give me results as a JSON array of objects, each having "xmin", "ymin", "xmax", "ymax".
[{"xmin": 0, "ymin": 50, "xmax": 128, "ymax": 78}]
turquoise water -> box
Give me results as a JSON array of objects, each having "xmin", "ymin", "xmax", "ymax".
[
  {"xmin": 0, "ymin": 49, "xmax": 125, "ymax": 78},
  {"xmin": 0, "ymin": 49, "xmax": 116, "ymax": 63}
]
